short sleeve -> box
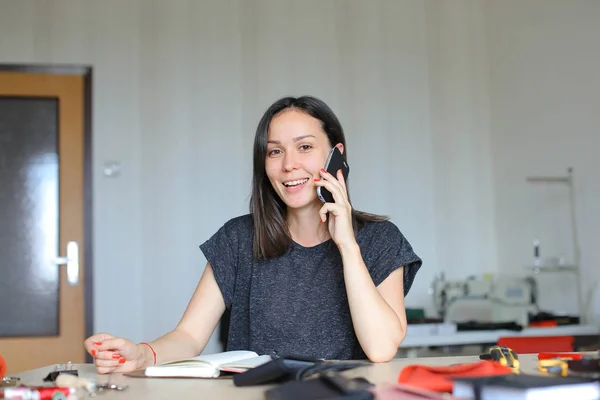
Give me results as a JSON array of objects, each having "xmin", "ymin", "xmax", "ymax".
[
  {"xmin": 199, "ymin": 220, "xmax": 240, "ymax": 308},
  {"xmin": 360, "ymin": 221, "xmax": 422, "ymax": 295}
]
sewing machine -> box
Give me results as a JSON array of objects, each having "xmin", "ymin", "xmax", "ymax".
[{"xmin": 430, "ymin": 273, "xmax": 538, "ymax": 326}]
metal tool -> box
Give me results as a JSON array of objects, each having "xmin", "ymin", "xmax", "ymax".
[
  {"xmin": 538, "ymin": 358, "xmax": 569, "ymax": 376},
  {"xmin": 0, "ymin": 377, "xmax": 20, "ymax": 388},
  {"xmin": 479, "ymin": 346, "xmax": 520, "ymax": 373},
  {"xmin": 55, "ymin": 374, "xmax": 128, "ymax": 396},
  {"xmin": 95, "ymin": 382, "xmax": 128, "ymax": 392}
]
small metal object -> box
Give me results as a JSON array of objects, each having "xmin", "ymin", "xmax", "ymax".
[
  {"xmin": 87, "ymin": 374, "xmax": 129, "ymax": 395},
  {"xmin": 96, "ymin": 382, "xmax": 129, "ymax": 391},
  {"xmin": 0, "ymin": 376, "xmax": 20, "ymax": 387},
  {"xmin": 44, "ymin": 361, "xmax": 78, "ymax": 382}
]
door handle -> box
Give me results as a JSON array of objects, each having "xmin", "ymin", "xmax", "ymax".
[{"xmin": 53, "ymin": 241, "xmax": 79, "ymax": 286}]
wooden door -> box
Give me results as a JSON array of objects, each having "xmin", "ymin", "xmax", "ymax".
[{"xmin": 0, "ymin": 69, "xmax": 91, "ymax": 374}]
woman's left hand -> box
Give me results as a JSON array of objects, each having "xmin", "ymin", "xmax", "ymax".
[{"xmin": 315, "ymin": 168, "xmax": 357, "ymax": 249}]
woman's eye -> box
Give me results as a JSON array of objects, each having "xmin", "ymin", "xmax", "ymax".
[
  {"xmin": 299, "ymin": 144, "xmax": 312, "ymax": 151},
  {"xmin": 268, "ymin": 149, "xmax": 282, "ymax": 156}
]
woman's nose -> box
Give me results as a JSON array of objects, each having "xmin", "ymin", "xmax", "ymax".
[{"xmin": 282, "ymin": 152, "xmax": 298, "ymax": 171}]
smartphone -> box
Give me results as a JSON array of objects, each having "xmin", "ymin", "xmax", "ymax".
[{"xmin": 317, "ymin": 146, "xmax": 350, "ymax": 203}]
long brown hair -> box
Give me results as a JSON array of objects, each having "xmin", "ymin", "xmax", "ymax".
[{"xmin": 250, "ymin": 96, "xmax": 387, "ymax": 260}]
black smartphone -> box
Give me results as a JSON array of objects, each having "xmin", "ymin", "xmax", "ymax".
[{"xmin": 317, "ymin": 146, "xmax": 350, "ymax": 203}]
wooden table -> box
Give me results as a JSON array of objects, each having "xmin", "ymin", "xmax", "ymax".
[{"xmin": 11, "ymin": 354, "xmax": 542, "ymax": 399}]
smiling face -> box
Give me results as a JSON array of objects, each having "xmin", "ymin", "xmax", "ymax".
[{"xmin": 265, "ymin": 109, "xmax": 333, "ymax": 210}]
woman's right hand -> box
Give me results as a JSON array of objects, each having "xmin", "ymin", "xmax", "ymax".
[{"xmin": 84, "ymin": 333, "xmax": 150, "ymax": 374}]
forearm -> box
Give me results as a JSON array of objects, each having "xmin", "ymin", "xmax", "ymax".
[
  {"xmin": 340, "ymin": 243, "xmax": 405, "ymax": 362},
  {"xmin": 138, "ymin": 328, "xmax": 206, "ymax": 368},
  {"xmin": 133, "ymin": 263, "xmax": 225, "ymax": 369}
]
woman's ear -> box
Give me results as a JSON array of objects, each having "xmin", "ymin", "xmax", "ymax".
[{"xmin": 335, "ymin": 143, "xmax": 345, "ymax": 155}]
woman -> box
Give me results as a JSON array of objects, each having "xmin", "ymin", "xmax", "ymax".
[{"xmin": 85, "ymin": 96, "xmax": 422, "ymax": 373}]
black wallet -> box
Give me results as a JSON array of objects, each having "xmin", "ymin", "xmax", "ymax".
[
  {"xmin": 233, "ymin": 358, "xmax": 316, "ymax": 386},
  {"xmin": 264, "ymin": 370, "xmax": 374, "ymax": 400},
  {"xmin": 233, "ymin": 357, "xmax": 369, "ymax": 387}
]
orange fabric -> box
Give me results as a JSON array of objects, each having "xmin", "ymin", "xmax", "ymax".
[
  {"xmin": 498, "ymin": 335, "xmax": 574, "ymax": 354},
  {"xmin": 397, "ymin": 360, "xmax": 513, "ymax": 392},
  {"xmin": 0, "ymin": 354, "xmax": 6, "ymax": 379}
]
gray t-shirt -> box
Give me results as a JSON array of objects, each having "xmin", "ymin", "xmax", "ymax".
[{"xmin": 200, "ymin": 214, "xmax": 421, "ymax": 360}]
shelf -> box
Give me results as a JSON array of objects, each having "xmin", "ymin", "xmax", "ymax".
[
  {"xmin": 525, "ymin": 265, "xmax": 579, "ymax": 273},
  {"xmin": 526, "ymin": 176, "xmax": 571, "ymax": 184},
  {"xmin": 523, "ymin": 167, "xmax": 584, "ymax": 322},
  {"xmin": 526, "ymin": 167, "xmax": 573, "ymax": 185},
  {"xmin": 401, "ymin": 324, "xmax": 600, "ymax": 348}
]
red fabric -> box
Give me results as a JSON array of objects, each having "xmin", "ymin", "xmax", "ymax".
[
  {"xmin": 497, "ymin": 336, "xmax": 574, "ymax": 354},
  {"xmin": 397, "ymin": 360, "xmax": 513, "ymax": 392},
  {"xmin": 0, "ymin": 354, "xmax": 6, "ymax": 379}
]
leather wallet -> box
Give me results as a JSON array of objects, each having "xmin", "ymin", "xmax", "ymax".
[
  {"xmin": 264, "ymin": 370, "xmax": 374, "ymax": 400},
  {"xmin": 234, "ymin": 358, "xmax": 368, "ymax": 387},
  {"xmin": 233, "ymin": 358, "xmax": 316, "ymax": 386}
]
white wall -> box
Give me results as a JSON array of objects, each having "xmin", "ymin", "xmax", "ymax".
[
  {"xmin": 3, "ymin": 0, "xmax": 596, "ymax": 356},
  {"xmin": 425, "ymin": 1, "xmax": 498, "ymax": 281},
  {"xmin": 485, "ymin": 0, "xmax": 600, "ymax": 324}
]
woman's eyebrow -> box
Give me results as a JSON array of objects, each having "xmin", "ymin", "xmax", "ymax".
[{"xmin": 267, "ymin": 135, "xmax": 316, "ymax": 145}]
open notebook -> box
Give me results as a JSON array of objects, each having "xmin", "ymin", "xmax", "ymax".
[{"xmin": 144, "ymin": 350, "xmax": 272, "ymax": 378}]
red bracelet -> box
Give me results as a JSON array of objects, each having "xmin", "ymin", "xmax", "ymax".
[{"xmin": 140, "ymin": 342, "xmax": 157, "ymax": 365}]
